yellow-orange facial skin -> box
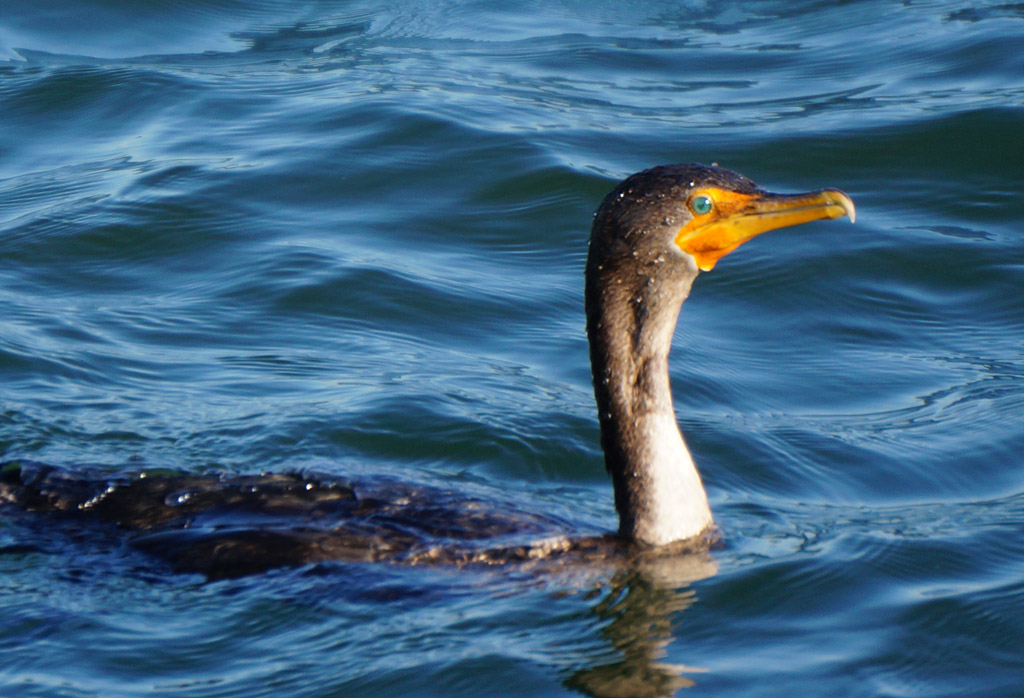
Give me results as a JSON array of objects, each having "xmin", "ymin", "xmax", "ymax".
[{"xmin": 675, "ymin": 187, "xmax": 856, "ymax": 271}]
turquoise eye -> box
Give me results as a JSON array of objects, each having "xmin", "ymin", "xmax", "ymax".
[{"xmin": 691, "ymin": 195, "xmax": 713, "ymax": 215}]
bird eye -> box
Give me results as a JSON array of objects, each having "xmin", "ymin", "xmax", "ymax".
[{"xmin": 691, "ymin": 195, "xmax": 713, "ymax": 215}]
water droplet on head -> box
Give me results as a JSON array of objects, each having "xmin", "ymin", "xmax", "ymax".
[{"xmin": 165, "ymin": 489, "xmax": 197, "ymax": 507}]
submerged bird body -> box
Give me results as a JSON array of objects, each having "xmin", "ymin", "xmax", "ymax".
[{"xmin": 0, "ymin": 164, "xmax": 853, "ymax": 575}]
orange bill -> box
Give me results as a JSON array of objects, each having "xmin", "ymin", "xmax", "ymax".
[{"xmin": 675, "ymin": 187, "xmax": 856, "ymax": 271}]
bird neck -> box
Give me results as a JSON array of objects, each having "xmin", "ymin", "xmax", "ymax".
[{"xmin": 586, "ymin": 261, "xmax": 713, "ymax": 546}]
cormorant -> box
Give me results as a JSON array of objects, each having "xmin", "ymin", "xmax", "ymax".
[
  {"xmin": 586, "ymin": 164, "xmax": 853, "ymax": 546},
  {"xmin": 0, "ymin": 164, "xmax": 854, "ymax": 577}
]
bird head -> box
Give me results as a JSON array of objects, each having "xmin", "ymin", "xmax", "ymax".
[{"xmin": 589, "ymin": 163, "xmax": 855, "ymax": 273}]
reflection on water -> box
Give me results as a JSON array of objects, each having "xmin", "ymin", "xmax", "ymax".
[{"xmin": 567, "ymin": 554, "xmax": 717, "ymax": 697}]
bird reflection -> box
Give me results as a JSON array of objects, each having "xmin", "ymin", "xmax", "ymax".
[{"xmin": 564, "ymin": 553, "xmax": 717, "ymax": 698}]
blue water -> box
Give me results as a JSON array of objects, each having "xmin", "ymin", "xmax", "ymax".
[{"xmin": 2, "ymin": 1, "xmax": 1023, "ymax": 696}]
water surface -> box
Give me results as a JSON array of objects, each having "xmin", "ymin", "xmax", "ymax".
[{"xmin": 2, "ymin": 1, "xmax": 1023, "ymax": 696}]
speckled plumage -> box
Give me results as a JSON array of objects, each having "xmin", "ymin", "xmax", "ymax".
[{"xmin": 585, "ymin": 165, "xmax": 754, "ymax": 544}]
